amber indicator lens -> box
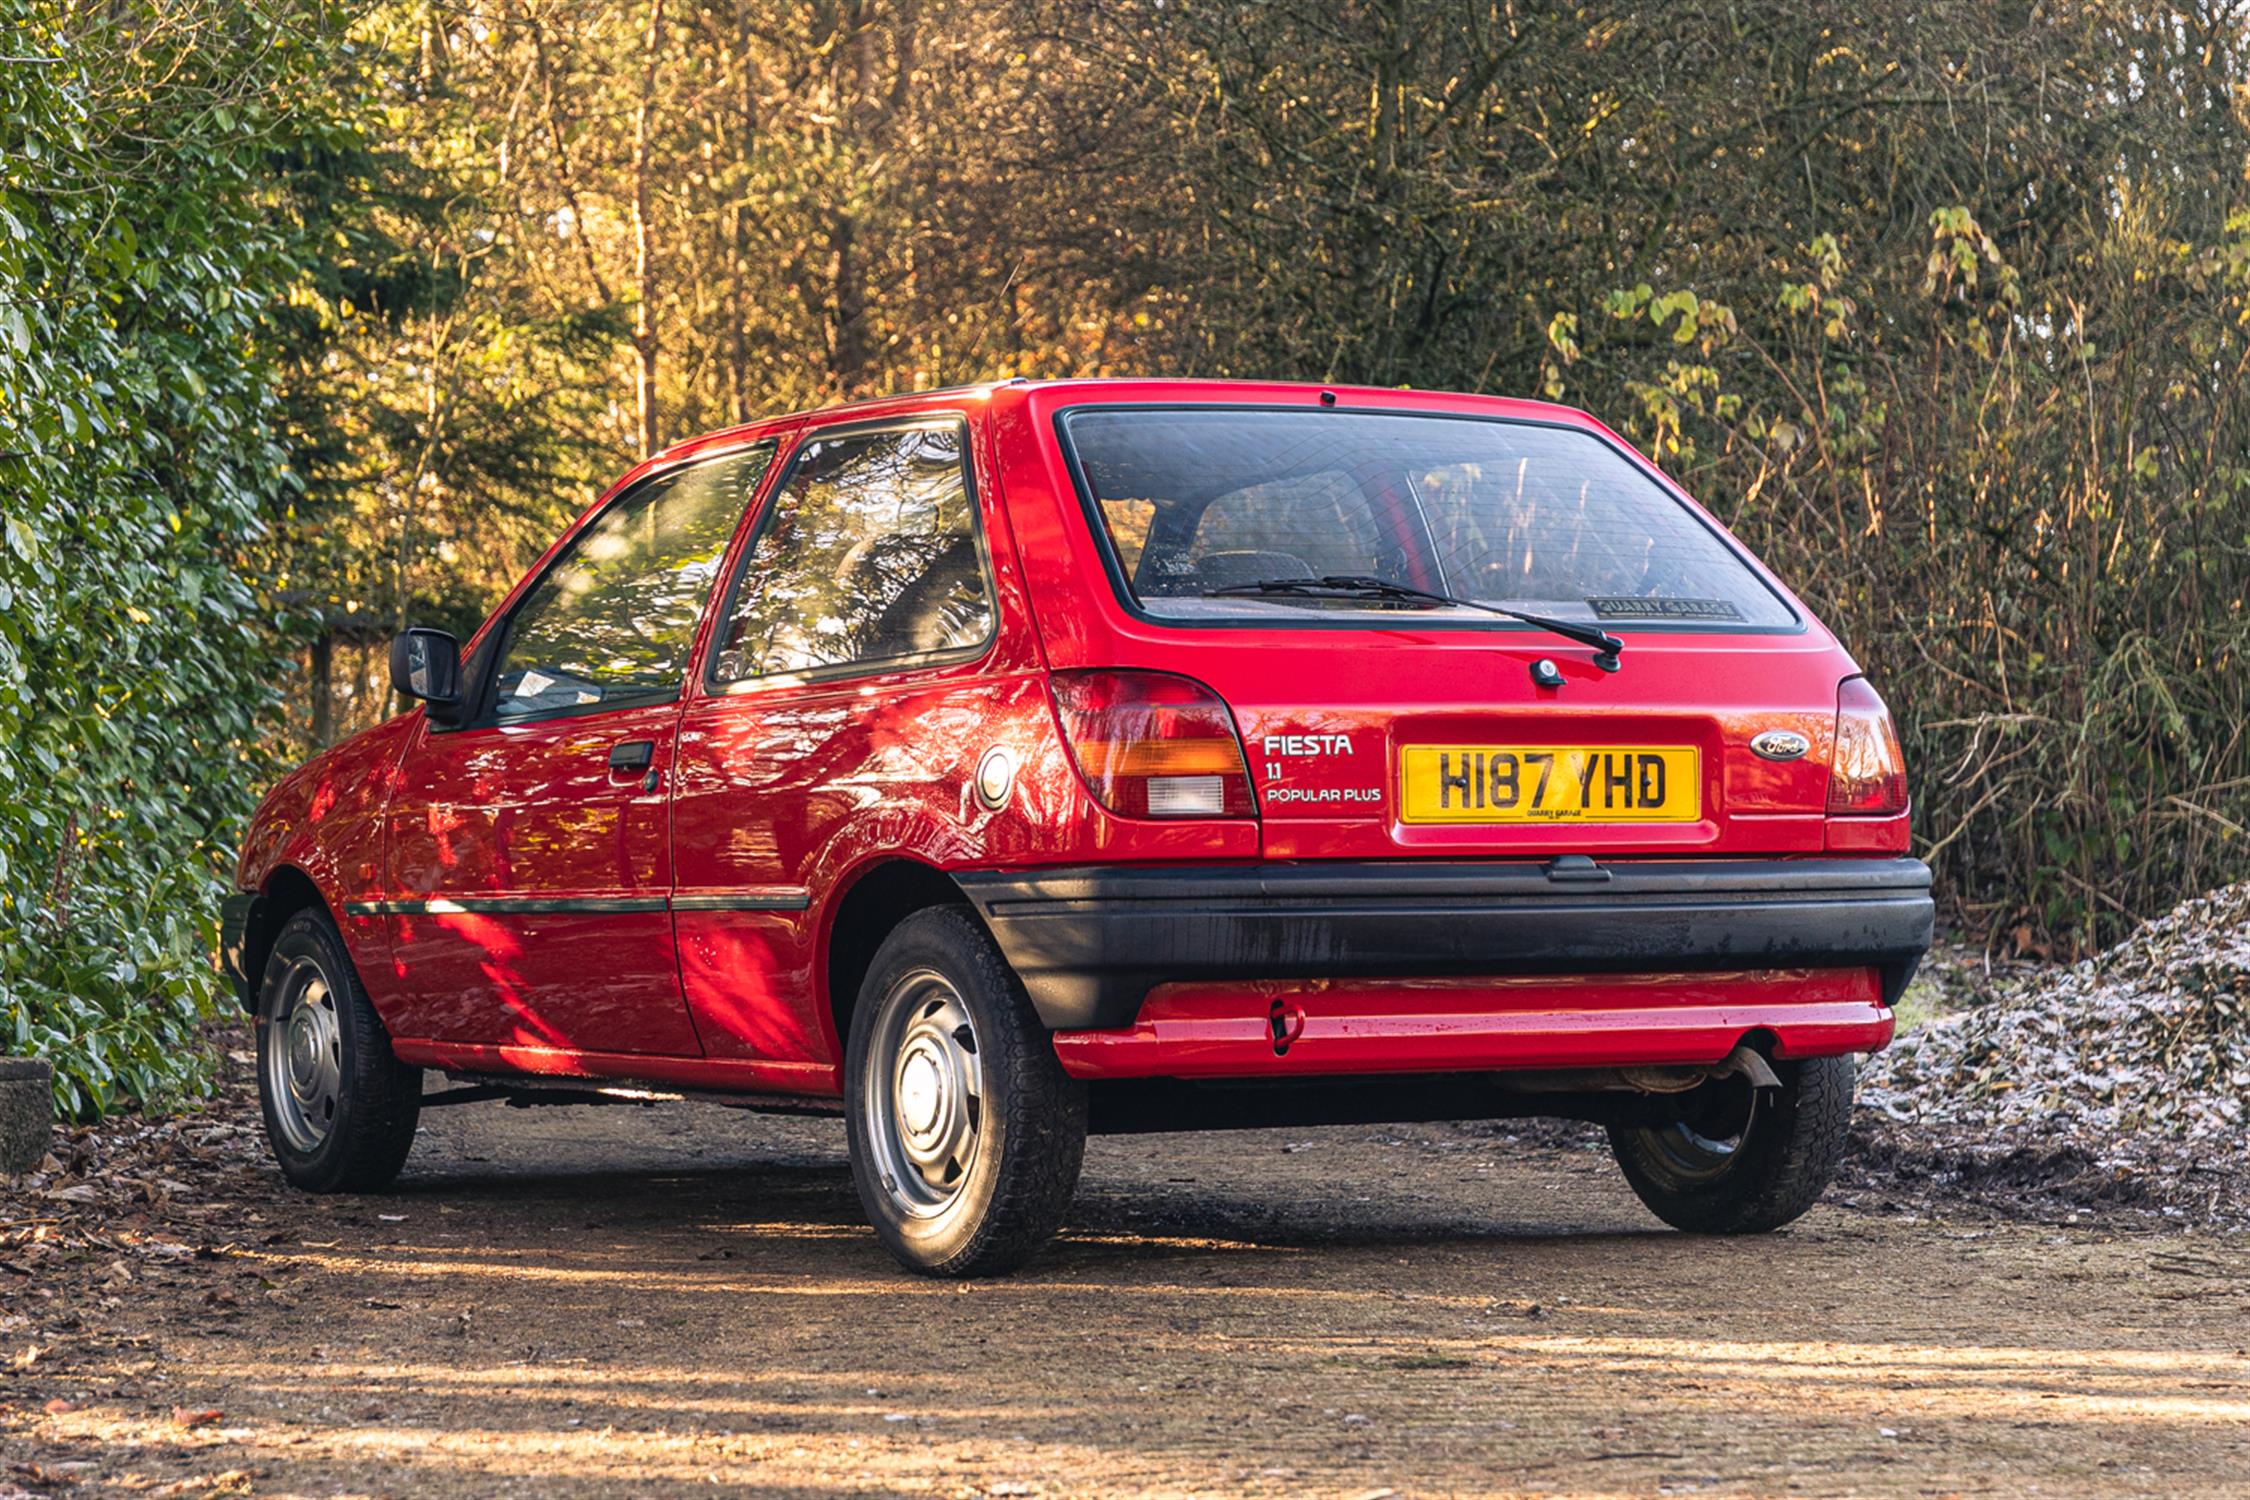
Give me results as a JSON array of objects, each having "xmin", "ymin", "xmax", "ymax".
[{"xmin": 1049, "ymin": 670, "xmax": 1257, "ymax": 819}]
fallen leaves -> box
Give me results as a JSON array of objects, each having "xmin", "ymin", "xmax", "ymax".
[
  {"xmin": 1864, "ymin": 887, "xmax": 2250, "ymax": 1225},
  {"xmin": 154, "ymin": 1470, "xmax": 256, "ymax": 1497},
  {"xmin": 3, "ymin": 1061, "xmax": 272, "ymax": 1297}
]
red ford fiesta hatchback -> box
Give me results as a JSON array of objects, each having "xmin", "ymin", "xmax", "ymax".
[{"xmin": 221, "ymin": 379, "xmax": 1929, "ymax": 1275}]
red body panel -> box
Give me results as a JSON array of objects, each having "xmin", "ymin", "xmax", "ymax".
[
  {"xmin": 234, "ymin": 715, "xmax": 420, "ymax": 1026},
  {"xmin": 379, "ymin": 700, "xmax": 701, "ymax": 1055},
  {"xmin": 233, "ymin": 379, "xmax": 1915, "ymax": 1097},
  {"xmin": 1049, "ymin": 969, "xmax": 1894, "ymax": 1081}
]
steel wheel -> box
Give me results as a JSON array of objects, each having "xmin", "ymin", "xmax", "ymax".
[
  {"xmin": 862, "ymin": 967, "xmax": 984, "ymax": 1219},
  {"xmin": 264, "ymin": 954, "xmax": 344, "ymax": 1154},
  {"xmin": 843, "ymin": 907, "xmax": 1086, "ymax": 1274},
  {"xmin": 1631, "ymin": 1075, "xmax": 1761, "ymax": 1185},
  {"xmin": 1607, "ymin": 1054, "xmax": 1856, "ymax": 1235}
]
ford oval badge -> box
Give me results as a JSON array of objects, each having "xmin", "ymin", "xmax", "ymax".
[{"xmin": 1751, "ymin": 729, "xmax": 1812, "ymax": 762}]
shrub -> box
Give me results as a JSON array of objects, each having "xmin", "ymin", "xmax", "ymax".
[{"xmin": 0, "ymin": 0, "xmax": 348, "ymax": 1116}]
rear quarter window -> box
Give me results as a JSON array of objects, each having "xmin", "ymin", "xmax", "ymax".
[{"xmin": 708, "ymin": 422, "xmax": 994, "ymax": 684}]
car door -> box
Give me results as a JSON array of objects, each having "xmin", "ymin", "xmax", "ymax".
[
  {"xmin": 379, "ymin": 439, "xmax": 781, "ymax": 1056},
  {"xmin": 669, "ymin": 416, "xmax": 1014, "ymax": 1082}
]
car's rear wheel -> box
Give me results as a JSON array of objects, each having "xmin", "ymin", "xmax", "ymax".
[
  {"xmin": 254, "ymin": 909, "xmax": 423, "ymax": 1193},
  {"xmin": 1606, "ymin": 1053, "xmax": 1855, "ymax": 1233},
  {"xmin": 845, "ymin": 907, "xmax": 1086, "ymax": 1276}
]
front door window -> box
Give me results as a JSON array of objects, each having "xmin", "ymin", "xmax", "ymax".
[{"xmin": 495, "ymin": 444, "xmax": 775, "ymax": 721}]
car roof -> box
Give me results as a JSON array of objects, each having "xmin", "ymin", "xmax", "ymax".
[{"xmin": 640, "ymin": 378, "xmax": 1607, "ymax": 472}]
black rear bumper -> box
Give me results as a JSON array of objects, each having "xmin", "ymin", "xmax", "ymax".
[{"xmin": 955, "ymin": 857, "xmax": 1934, "ymax": 1031}]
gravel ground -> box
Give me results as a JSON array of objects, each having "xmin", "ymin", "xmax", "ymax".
[{"xmin": 4, "ymin": 1032, "xmax": 2249, "ymax": 1499}]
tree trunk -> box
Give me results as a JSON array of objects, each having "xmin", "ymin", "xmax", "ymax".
[
  {"xmin": 631, "ymin": 0, "xmax": 668, "ymax": 457},
  {"xmin": 727, "ymin": 0, "xmax": 757, "ymax": 423},
  {"xmin": 309, "ymin": 629, "xmax": 333, "ymax": 746},
  {"xmin": 356, "ymin": 634, "xmax": 379, "ymax": 729},
  {"xmin": 824, "ymin": 1, "xmax": 913, "ymax": 398},
  {"xmin": 520, "ymin": 0, "xmax": 615, "ymax": 306},
  {"xmin": 829, "ymin": 208, "xmax": 864, "ymax": 395}
]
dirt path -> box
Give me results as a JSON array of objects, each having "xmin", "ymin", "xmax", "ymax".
[{"xmin": 6, "ymin": 1078, "xmax": 2250, "ymax": 1498}]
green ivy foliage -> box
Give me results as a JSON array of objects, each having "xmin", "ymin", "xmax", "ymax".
[{"xmin": 0, "ymin": 0, "xmax": 349, "ymax": 1116}]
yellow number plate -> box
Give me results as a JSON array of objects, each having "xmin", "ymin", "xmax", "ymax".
[{"xmin": 1399, "ymin": 746, "xmax": 1700, "ymax": 824}]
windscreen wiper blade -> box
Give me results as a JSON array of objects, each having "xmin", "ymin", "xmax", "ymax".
[{"xmin": 1210, "ymin": 574, "xmax": 1624, "ymax": 670}]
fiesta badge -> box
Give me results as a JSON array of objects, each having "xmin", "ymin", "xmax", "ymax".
[{"xmin": 1750, "ymin": 729, "xmax": 1812, "ymax": 762}]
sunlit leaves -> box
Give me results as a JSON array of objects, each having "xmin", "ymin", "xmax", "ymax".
[
  {"xmin": 1075, "ymin": 0, "xmax": 2250, "ymax": 949},
  {"xmin": 1, "ymin": 0, "xmax": 342, "ymax": 1117}
]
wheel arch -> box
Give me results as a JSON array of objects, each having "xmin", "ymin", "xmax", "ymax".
[
  {"xmin": 823, "ymin": 859, "xmax": 985, "ymax": 1057},
  {"xmin": 235, "ymin": 865, "xmax": 336, "ymax": 1012}
]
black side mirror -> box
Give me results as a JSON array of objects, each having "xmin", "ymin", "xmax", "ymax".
[{"xmin": 389, "ymin": 628, "xmax": 464, "ymax": 720}]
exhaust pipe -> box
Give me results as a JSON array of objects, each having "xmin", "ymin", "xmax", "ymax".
[{"xmin": 1502, "ymin": 1043, "xmax": 1783, "ymax": 1097}]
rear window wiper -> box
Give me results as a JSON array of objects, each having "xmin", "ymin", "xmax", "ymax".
[{"xmin": 1209, "ymin": 574, "xmax": 1624, "ymax": 670}]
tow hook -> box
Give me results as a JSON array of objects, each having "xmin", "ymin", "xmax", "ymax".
[{"xmin": 1268, "ymin": 998, "xmax": 1306, "ymax": 1056}]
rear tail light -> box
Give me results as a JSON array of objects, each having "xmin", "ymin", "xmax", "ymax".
[
  {"xmin": 1828, "ymin": 676, "xmax": 1908, "ymax": 816},
  {"xmin": 1050, "ymin": 670, "xmax": 1257, "ymax": 819}
]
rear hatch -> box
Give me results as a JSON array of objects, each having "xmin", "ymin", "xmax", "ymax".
[
  {"xmin": 1210, "ymin": 628, "xmax": 1840, "ymax": 859},
  {"xmin": 1050, "ymin": 402, "xmax": 1850, "ymax": 859}
]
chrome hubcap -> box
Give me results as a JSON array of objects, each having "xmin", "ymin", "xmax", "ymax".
[
  {"xmin": 864, "ymin": 969, "xmax": 982, "ymax": 1218},
  {"xmin": 264, "ymin": 956, "xmax": 343, "ymax": 1154}
]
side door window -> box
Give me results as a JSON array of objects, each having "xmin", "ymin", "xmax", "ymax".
[
  {"xmin": 707, "ymin": 422, "xmax": 993, "ymax": 686},
  {"xmin": 493, "ymin": 443, "xmax": 776, "ymax": 721}
]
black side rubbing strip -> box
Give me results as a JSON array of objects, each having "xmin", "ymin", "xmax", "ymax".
[
  {"xmin": 670, "ymin": 890, "xmax": 814, "ymax": 913},
  {"xmin": 344, "ymin": 896, "xmax": 670, "ymax": 917},
  {"xmin": 342, "ymin": 889, "xmax": 814, "ymax": 918}
]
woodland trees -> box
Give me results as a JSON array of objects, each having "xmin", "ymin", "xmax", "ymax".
[
  {"xmin": 303, "ymin": 0, "xmax": 2250, "ymax": 950},
  {"xmin": 6, "ymin": 0, "xmax": 2249, "ymax": 1110},
  {"xmin": 1052, "ymin": 0, "xmax": 2250, "ymax": 946}
]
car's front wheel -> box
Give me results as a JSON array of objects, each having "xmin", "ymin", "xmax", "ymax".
[
  {"xmin": 254, "ymin": 908, "xmax": 423, "ymax": 1193},
  {"xmin": 1606, "ymin": 1053, "xmax": 1855, "ymax": 1234},
  {"xmin": 845, "ymin": 907, "xmax": 1087, "ymax": 1276}
]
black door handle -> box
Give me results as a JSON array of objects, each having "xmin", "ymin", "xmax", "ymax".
[{"xmin": 608, "ymin": 739, "xmax": 655, "ymax": 773}]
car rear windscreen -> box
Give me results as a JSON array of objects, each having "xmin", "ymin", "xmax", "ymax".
[{"xmin": 1061, "ymin": 409, "xmax": 1795, "ymax": 628}]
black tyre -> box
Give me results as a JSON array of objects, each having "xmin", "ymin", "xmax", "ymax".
[
  {"xmin": 253, "ymin": 908, "xmax": 423, "ymax": 1193},
  {"xmin": 844, "ymin": 906, "xmax": 1087, "ymax": 1276},
  {"xmin": 1606, "ymin": 1054, "xmax": 1856, "ymax": 1234}
]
